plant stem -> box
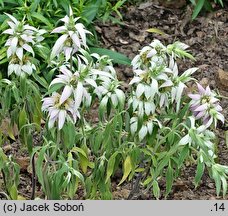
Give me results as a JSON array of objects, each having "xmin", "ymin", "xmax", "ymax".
[
  {"xmin": 0, "ymin": 191, "xmax": 10, "ymax": 200},
  {"xmin": 127, "ymin": 142, "xmax": 145, "ymax": 200},
  {"xmin": 30, "ymin": 153, "xmax": 36, "ymax": 200},
  {"xmin": 70, "ymin": 53, "xmax": 73, "ymax": 72},
  {"xmin": 42, "ymin": 130, "xmax": 61, "ymax": 199},
  {"xmin": 80, "ymin": 108, "xmax": 87, "ymax": 146}
]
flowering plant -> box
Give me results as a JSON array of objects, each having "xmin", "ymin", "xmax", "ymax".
[
  {"xmin": 0, "ymin": 7, "xmax": 227, "ymax": 200},
  {"xmin": 189, "ymin": 83, "xmax": 224, "ymax": 128},
  {"xmin": 125, "ymin": 39, "xmax": 226, "ymax": 199},
  {"xmin": 3, "ymin": 13, "xmax": 45, "ymax": 76}
]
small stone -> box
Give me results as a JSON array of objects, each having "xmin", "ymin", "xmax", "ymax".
[
  {"xmin": 139, "ymin": 2, "xmax": 153, "ymax": 10},
  {"xmin": 15, "ymin": 157, "xmax": 30, "ymax": 172},
  {"xmin": 196, "ymin": 31, "xmax": 204, "ymax": 38},
  {"xmin": 95, "ymin": 26, "xmax": 102, "ymax": 34},
  {"xmin": 121, "ymin": 189, "xmax": 130, "ymax": 199},
  {"xmin": 119, "ymin": 38, "xmax": 129, "ymax": 45},
  {"xmin": 158, "ymin": 0, "xmax": 187, "ymax": 9},
  {"xmin": 129, "ymin": 31, "xmax": 148, "ymax": 43},
  {"xmin": 200, "ymin": 78, "xmax": 209, "ymax": 87},
  {"xmin": 208, "ymin": 183, "xmax": 214, "ymax": 189},
  {"xmin": 123, "ymin": 67, "xmax": 133, "ymax": 78},
  {"xmin": 217, "ymin": 68, "xmax": 228, "ymax": 90},
  {"xmin": 3, "ymin": 145, "xmax": 12, "ymax": 153}
]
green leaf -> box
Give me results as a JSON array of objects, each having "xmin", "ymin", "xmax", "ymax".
[
  {"xmin": 190, "ymin": 0, "xmax": 196, "ymax": 5},
  {"xmin": 178, "ymin": 146, "xmax": 189, "ymax": 168},
  {"xmin": 221, "ymin": 176, "xmax": 227, "ymax": 198},
  {"xmin": 90, "ymin": 47, "xmax": 131, "ymax": 65},
  {"xmin": 3, "ymin": 87, "xmax": 11, "ymax": 111},
  {"xmin": 32, "ymin": 73, "xmax": 49, "ymax": 89},
  {"xmin": 106, "ymin": 152, "xmax": 118, "ymax": 183},
  {"xmin": 20, "ymin": 76, "xmax": 27, "ymax": 97},
  {"xmin": 12, "ymin": 85, "xmax": 20, "ymax": 103},
  {"xmin": 194, "ymin": 161, "xmax": 205, "ymax": 187},
  {"xmin": 99, "ymin": 95, "xmax": 108, "ymax": 120},
  {"xmin": 212, "ymin": 169, "xmax": 221, "ymax": 197},
  {"xmin": 9, "ymin": 184, "xmax": 18, "ymax": 200},
  {"xmin": 82, "ymin": 4, "xmax": 99, "ymax": 23},
  {"xmin": 79, "ymin": 155, "xmax": 89, "ymax": 174},
  {"xmin": 157, "ymin": 156, "xmax": 169, "ymax": 174},
  {"xmin": 71, "ymin": 147, "xmax": 87, "ymax": 158},
  {"xmin": 93, "ymin": 132, "xmax": 103, "ymax": 154},
  {"xmin": 152, "ymin": 180, "xmax": 160, "ymax": 199},
  {"xmin": 34, "ymin": 45, "xmax": 50, "ymax": 60},
  {"xmin": 118, "ymin": 155, "xmax": 132, "ymax": 185},
  {"xmin": 19, "ymin": 108, "xmax": 27, "ymax": 130},
  {"xmin": 178, "ymin": 102, "xmax": 190, "ymax": 122},
  {"xmin": 45, "ymin": 83, "xmax": 64, "ymax": 96},
  {"xmin": 192, "ymin": 0, "xmax": 205, "ymax": 20},
  {"xmin": 34, "ymin": 146, "xmax": 46, "ymax": 188},
  {"xmin": 203, "ymin": 0, "xmax": 213, "ymax": 11},
  {"xmin": 31, "ymin": 12, "xmax": 53, "ymax": 28},
  {"xmin": 165, "ymin": 164, "xmax": 174, "ymax": 197},
  {"xmin": 30, "ymin": 0, "xmax": 41, "ymax": 12},
  {"xmin": 143, "ymin": 176, "xmax": 153, "ymax": 186},
  {"xmin": 26, "ymin": 133, "xmax": 33, "ymax": 155},
  {"xmin": 62, "ymin": 122, "xmax": 75, "ymax": 149},
  {"xmin": 71, "ymin": 168, "xmax": 84, "ymax": 183},
  {"xmin": 146, "ymin": 28, "xmax": 166, "ymax": 35}
]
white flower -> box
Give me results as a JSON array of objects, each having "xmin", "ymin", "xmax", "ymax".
[
  {"xmin": 2, "ymin": 13, "xmax": 45, "ymax": 77},
  {"xmin": 97, "ymin": 79, "xmax": 125, "ymax": 111},
  {"xmin": 8, "ymin": 58, "xmax": 36, "ymax": 76},
  {"xmin": 50, "ymin": 59, "xmax": 114, "ymax": 108},
  {"xmin": 179, "ymin": 116, "xmax": 216, "ymax": 151},
  {"xmin": 130, "ymin": 114, "xmax": 162, "ymax": 141},
  {"xmin": 3, "ymin": 13, "xmax": 43, "ymax": 60},
  {"xmin": 168, "ymin": 57, "xmax": 198, "ymax": 111},
  {"xmin": 131, "ymin": 40, "xmax": 167, "ymax": 71},
  {"xmin": 50, "ymin": 6, "xmax": 92, "ymax": 60},
  {"xmin": 91, "ymin": 53, "xmax": 117, "ymax": 77},
  {"xmin": 42, "ymin": 92, "xmax": 79, "ymax": 130}
]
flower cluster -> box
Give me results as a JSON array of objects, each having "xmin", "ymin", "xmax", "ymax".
[
  {"xmin": 179, "ymin": 116, "xmax": 216, "ymax": 162},
  {"xmin": 188, "ymin": 83, "xmax": 224, "ymax": 128},
  {"xmin": 50, "ymin": 7, "xmax": 91, "ymax": 61},
  {"xmin": 42, "ymin": 7, "xmax": 125, "ymax": 130},
  {"xmin": 43, "ymin": 55, "xmax": 124, "ymax": 129},
  {"xmin": 3, "ymin": 13, "xmax": 45, "ymax": 76},
  {"xmin": 129, "ymin": 39, "xmax": 197, "ymax": 141},
  {"xmin": 42, "ymin": 92, "xmax": 79, "ymax": 130}
]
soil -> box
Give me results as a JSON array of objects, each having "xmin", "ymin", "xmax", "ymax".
[{"xmin": 1, "ymin": 0, "xmax": 228, "ymax": 200}]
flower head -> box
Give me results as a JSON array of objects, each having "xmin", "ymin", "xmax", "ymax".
[
  {"xmin": 8, "ymin": 57, "xmax": 36, "ymax": 76},
  {"xmin": 42, "ymin": 92, "xmax": 80, "ymax": 130},
  {"xmin": 50, "ymin": 6, "xmax": 92, "ymax": 61},
  {"xmin": 188, "ymin": 83, "xmax": 224, "ymax": 128},
  {"xmin": 3, "ymin": 13, "xmax": 45, "ymax": 76},
  {"xmin": 3, "ymin": 14, "xmax": 44, "ymax": 58}
]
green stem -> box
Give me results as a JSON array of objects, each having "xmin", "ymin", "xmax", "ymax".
[
  {"xmin": 217, "ymin": 95, "xmax": 228, "ymax": 100},
  {"xmin": 53, "ymin": 129, "xmax": 61, "ymax": 157},
  {"xmin": 42, "ymin": 130, "xmax": 61, "ymax": 199},
  {"xmin": 70, "ymin": 53, "xmax": 73, "ymax": 72},
  {"xmin": 80, "ymin": 110, "xmax": 87, "ymax": 146}
]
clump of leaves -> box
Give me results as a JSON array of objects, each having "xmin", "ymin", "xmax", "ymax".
[{"xmin": 190, "ymin": 0, "xmax": 224, "ymax": 19}]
